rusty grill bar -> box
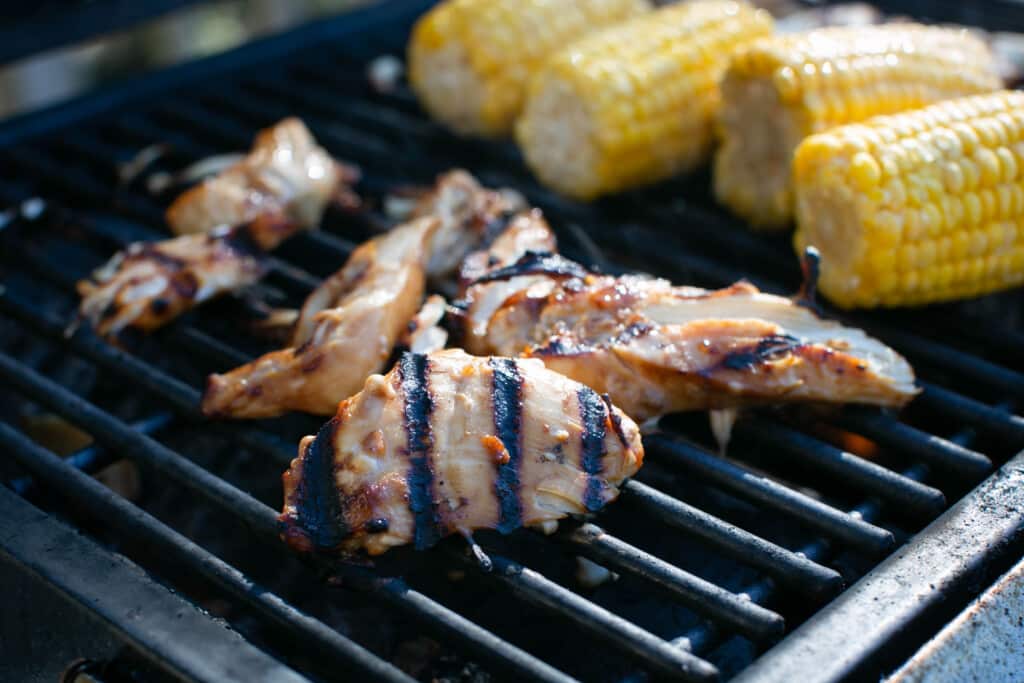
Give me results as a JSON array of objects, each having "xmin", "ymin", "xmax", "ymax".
[{"xmin": 1, "ymin": 2, "xmax": 1024, "ymax": 681}]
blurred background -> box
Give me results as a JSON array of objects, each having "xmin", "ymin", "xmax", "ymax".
[{"xmin": 0, "ymin": 0, "xmax": 378, "ymax": 119}]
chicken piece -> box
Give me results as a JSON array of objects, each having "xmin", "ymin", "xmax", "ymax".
[
  {"xmin": 455, "ymin": 208, "xmax": 564, "ymax": 349},
  {"xmin": 279, "ymin": 349, "xmax": 644, "ymax": 557},
  {"xmin": 461, "ymin": 251, "xmax": 918, "ymax": 421},
  {"xmin": 165, "ymin": 117, "xmax": 359, "ymax": 240},
  {"xmin": 399, "ymin": 295, "xmax": 449, "ymax": 354},
  {"xmin": 412, "ymin": 169, "xmax": 526, "ymax": 281},
  {"xmin": 76, "ymin": 224, "xmax": 266, "ymax": 342},
  {"xmin": 201, "ymin": 216, "xmax": 438, "ymax": 418}
]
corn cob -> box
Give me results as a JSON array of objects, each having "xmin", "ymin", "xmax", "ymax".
[
  {"xmin": 408, "ymin": 0, "xmax": 650, "ymax": 138},
  {"xmin": 793, "ymin": 90, "xmax": 1024, "ymax": 308},
  {"xmin": 515, "ymin": 0, "xmax": 773, "ymax": 200},
  {"xmin": 715, "ymin": 24, "xmax": 1002, "ymax": 230}
]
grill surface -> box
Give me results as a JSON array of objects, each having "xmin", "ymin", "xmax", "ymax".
[{"xmin": 1, "ymin": 2, "xmax": 1023, "ymax": 682}]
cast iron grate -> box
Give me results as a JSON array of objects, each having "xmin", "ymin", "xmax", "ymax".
[{"xmin": 1, "ymin": 2, "xmax": 1023, "ymax": 682}]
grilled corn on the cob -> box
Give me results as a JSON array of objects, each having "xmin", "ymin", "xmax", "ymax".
[
  {"xmin": 408, "ymin": 0, "xmax": 650, "ymax": 138},
  {"xmin": 793, "ymin": 90, "xmax": 1024, "ymax": 308},
  {"xmin": 516, "ymin": 0, "xmax": 773, "ymax": 200},
  {"xmin": 715, "ymin": 24, "xmax": 1002, "ymax": 229}
]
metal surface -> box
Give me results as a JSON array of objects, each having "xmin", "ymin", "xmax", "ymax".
[
  {"xmin": 733, "ymin": 451, "xmax": 1024, "ymax": 683},
  {"xmin": 886, "ymin": 555, "xmax": 1024, "ymax": 683},
  {"xmin": 0, "ymin": 486, "xmax": 310, "ymax": 683}
]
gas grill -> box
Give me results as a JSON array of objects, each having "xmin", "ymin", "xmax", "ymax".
[{"xmin": 1, "ymin": 1, "xmax": 1023, "ymax": 682}]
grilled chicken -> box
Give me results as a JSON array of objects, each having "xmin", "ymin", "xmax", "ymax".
[
  {"xmin": 399, "ymin": 294, "xmax": 449, "ymax": 354},
  {"xmin": 279, "ymin": 349, "xmax": 644, "ymax": 557},
  {"xmin": 202, "ymin": 216, "xmax": 438, "ymax": 418},
  {"xmin": 413, "ymin": 169, "xmax": 526, "ymax": 281},
  {"xmin": 77, "ymin": 118, "xmax": 359, "ymax": 342},
  {"xmin": 201, "ymin": 170, "xmax": 527, "ymax": 418},
  {"xmin": 460, "ymin": 233, "xmax": 919, "ymax": 421},
  {"xmin": 165, "ymin": 118, "xmax": 359, "ymax": 238},
  {"xmin": 76, "ymin": 225, "xmax": 265, "ymax": 341}
]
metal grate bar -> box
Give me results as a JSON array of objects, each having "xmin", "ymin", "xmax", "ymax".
[
  {"xmin": 0, "ymin": 423, "xmax": 416, "ymax": 683},
  {"xmin": 455, "ymin": 550, "xmax": 719, "ymax": 683},
  {"xmin": 0, "ymin": 293, "xmax": 297, "ymax": 463},
  {"xmin": 732, "ymin": 452, "xmax": 1024, "ymax": 683},
  {"xmin": 563, "ymin": 524, "xmax": 786, "ymax": 641},
  {"xmin": 0, "ymin": 485, "xmax": 311, "ymax": 683},
  {"xmin": 8, "ymin": 412, "xmax": 173, "ymax": 496},
  {"xmin": 917, "ymin": 382, "xmax": 1024, "ymax": 445},
  {"xmin": 618, "ymin": 480, "xmax": 842, "ymax": 600},
  {"xmin": 737, "ymin": 417, "xmax": 946, "ymax": 517},
  {"xmin": 668, "ymin": 460, "xmax": 930, "ymax": 664},
  {"xmin": 645, "ymin": 434, "xmax": 895, "ymax": 556},
  {"xmin": 835, "ymin": 408, "xmax": 993, "ymax": 478}
]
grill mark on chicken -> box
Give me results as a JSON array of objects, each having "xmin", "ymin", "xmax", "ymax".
[
  {"xmin": 469, "ymin": 251, "xmax": 591, "ymax": 285},
  {"xmin": 286, "ymin": 417, "xmax": 346, "ymax": 551},
  {"xmin": 489, "ymin": 357, "xmax": 524, "ymax": 533},
  {"xmin": 601, "ymin": 393, "xmax": 632, "ymax": 449},
  {"xmin": 399, "ymin": 353, "xmax": 441, "ymax": 550},
  {"xmin": 578, "ymin": 386, "xmax": 609, "ymax": 513},
  {"xmin": 711, "ymin": 333, "xmax": 804, "ymax": 373}
]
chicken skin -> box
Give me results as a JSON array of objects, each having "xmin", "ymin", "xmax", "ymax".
[
  {"xmin": 279, "ymin": 349, "xmax": 644, "ymax": 557},
  {"xmin": 459, "ymin": 225, "xmax": 918, "ymax": 421},
  {"xmin": 76, "ymin": 224, "xmax": 266, "ymax": 341},
  {"xmin": 201, "ymin": 216, "xmax": 438, "ymax": 418},
  {"xmin": 166, "ymin": 117, "xmax": 359, "ymax": 237}
]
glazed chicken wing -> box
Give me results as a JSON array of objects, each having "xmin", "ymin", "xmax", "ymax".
[
  {"xmin": 279, "ymin": 349, "xmax": 643, "ymax": 557},
  {"xmin": 76, "ymin": 225, "xmax": 265, "ymax": 341},
  {"xmin": 166, "ymin": 117, "xmax": 359, "ymax": 238},
  {"xmin": 459, "ymin": 234, "xmax": 919, "ymax": 421},
  {"xmin": 201, "ymin": 216, "xmax": 438, "ymax": 418}
]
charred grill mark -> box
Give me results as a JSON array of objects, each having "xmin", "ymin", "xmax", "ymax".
[
  {"xmin": 714, "ymin": 334, "xmax": 803, "ymax": 372},
  {"xmin": 529, "ymin": 335, "xmax": 591, "ymax": 358},
  {"xmin": 578, "ymin": 386, "xmax": 608, "ymax": 512},
  {"xmin": 170, "ymin": 271, "xmax": 199, "ymax": 300},
  {"xmin": 490, "ymin": 358, "xmax": 524, "ymax": 534},
  {"xmin": 399, "ymin": 353, "xmax": 441, "ymax": 550},
  {"xmin": 470, "ymin": 251, "xmax": 591, "ymax": 285},
  {"xmin": 600, "ymin": 393, "xmax": 631, "ymax": 448},
  {"xmin": 292, "ymin": 417, "xmax": 347, "ymax": 551},
  {"xmin": 612, "ymin": 321, "xmax": 654, "ymax": 346}
]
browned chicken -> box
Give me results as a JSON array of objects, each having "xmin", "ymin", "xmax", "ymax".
[
  {"xmin": 201, "ymin": 170, "xmax": 529, "ymax": 419},
  {"xmin": 77, "ymin": 118, "xmax": 359, "ymax": 343},
  {"xmin": 413, "ymin": 169, "xmax": 526, "ymax": 281},
  {"xmin": 279, "ymin": 349, "xmax": 644, "ymax": 557},
  {"xmin": 166, "ymin": 117, "xmax": 359, "ymax": 237},
  {"xmin": 202, "ymin": 216, "xmax": 438, "ymax": 418},
  {"xmin": 76, "ymin": 225, "xmax": 266, "ymax": 341},
  {"xmin": 459, "ymin": 227, "xmax": 919, "ymax": 422}
]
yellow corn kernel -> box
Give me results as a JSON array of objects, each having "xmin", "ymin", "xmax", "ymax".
[
  {"xmin": 715, "ymin": 23, "xmax": 1002, "ymax": 230},
  {"xmin": 408, "ymin": 0, "xmax": 651, "ymax": 137},
  {"xmin": 794, "ymin": 91, "xmax": 1024, "ymax": 308},
  {"xmin": 516, "ymin": 0, "xmax": 772, "ymax": 199}
]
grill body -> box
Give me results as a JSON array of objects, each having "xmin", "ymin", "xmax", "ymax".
[{"xmin": 1, "ymin": 2, "xmax": 1023, "ymax": 682}]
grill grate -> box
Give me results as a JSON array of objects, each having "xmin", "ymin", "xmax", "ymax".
[{"xmin": 1, "ymin": 2, "xmax": 1024, "ymax": 681}]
